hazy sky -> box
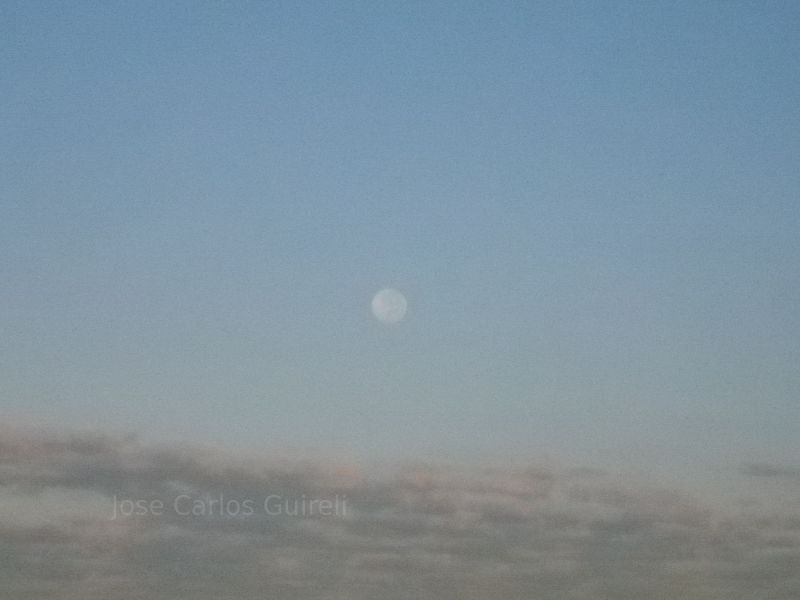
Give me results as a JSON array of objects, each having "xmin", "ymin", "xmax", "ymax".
[{"xmin": 2, "ymin": 2, "xmax": 798, "ymax": 472}]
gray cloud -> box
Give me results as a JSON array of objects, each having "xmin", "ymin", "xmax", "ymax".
[
  {"xmin": 1, "ymin": 425, "xmax": 798, "ymax": 599},
  {"xmin": 741, "ymin": 463, "xmax": 800, "ymax": 482}
]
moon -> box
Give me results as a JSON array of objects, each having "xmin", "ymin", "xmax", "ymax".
[{"xmin": 371, "ymin": 288, "xmax": 408, "ymax": 324}]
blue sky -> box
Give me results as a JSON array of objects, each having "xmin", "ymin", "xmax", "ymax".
[{"xmin": 2, "ymin": 2, "xmax": 798, "ymax": 472}]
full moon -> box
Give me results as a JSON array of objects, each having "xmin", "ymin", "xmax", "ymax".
[{"xmin": 371, "ymin": 288, "xmax": 408, "ymax": 324}]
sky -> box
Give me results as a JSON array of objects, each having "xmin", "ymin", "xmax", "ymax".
[
  {"xmin": 2, "ymin": 3, "xmax": 800, "ymax": 598},
  {"xmin": 2, "ymin": 1, "xmax": 799, "ymax": 474}
]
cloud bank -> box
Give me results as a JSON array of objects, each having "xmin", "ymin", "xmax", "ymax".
[{"xmin": 1, "ymin": 424, "xmax": 798, "ymax": 599}]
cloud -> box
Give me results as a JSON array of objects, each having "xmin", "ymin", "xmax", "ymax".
[
  {"xmin": 741, "ymin": 463, "xmax": 800, "ymax": 482},
  {"xmin": 1, "ymin": 425, "xmax": 798, "ymax": 599}
]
